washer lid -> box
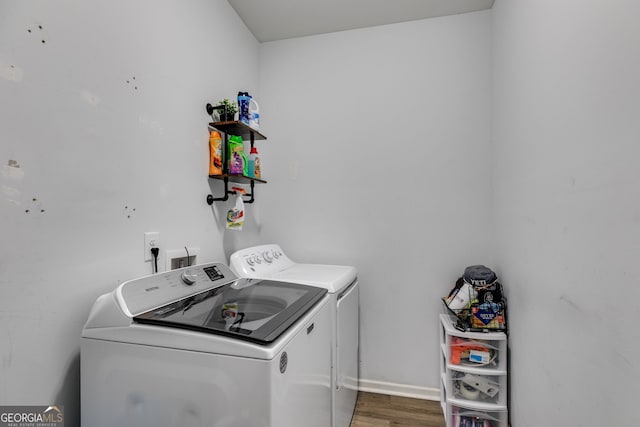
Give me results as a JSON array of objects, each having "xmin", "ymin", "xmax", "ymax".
[
  {"xmin": 134, "ymin": 279, "xmax": 326, "ymax": 345},
  {"xmin": 270, "ymin": 264, "xmax": 357, "ymax": 293}
]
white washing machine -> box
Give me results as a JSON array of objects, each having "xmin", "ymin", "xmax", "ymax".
[
  {"xmin": 81, "ymin": 262, "xmax": 331, "ymax": 427},
  {"xmin": 230, "ymin": 244, "xmax": 359, "ymax": 427}
]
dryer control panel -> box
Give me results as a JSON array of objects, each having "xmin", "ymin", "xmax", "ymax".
[
  {"xmin": 230, "ymin": 244, "xmax": 295, "ymax": 277},
  {"xmin": 117, "ymin": 262, "xmax": 238, "ymax": 316}
]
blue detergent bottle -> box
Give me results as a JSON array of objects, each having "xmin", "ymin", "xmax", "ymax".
[{"xmin": 238, "ymin": 91, "xmax": 251, "ymax": 125}]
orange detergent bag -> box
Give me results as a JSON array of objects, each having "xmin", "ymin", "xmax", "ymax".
[{"xmin": 209, "ymin": 130, "xmax": 223, "ymax": 175}]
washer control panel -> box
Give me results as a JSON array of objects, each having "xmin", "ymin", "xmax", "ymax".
[{"xmin": 118, "ymin": 263, "xmax": 236, "ymax": 316}]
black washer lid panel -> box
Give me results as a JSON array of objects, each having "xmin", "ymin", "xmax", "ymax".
[{"xmin": 134, "ymin": 279, "xmax": 327, "ymax": 345}]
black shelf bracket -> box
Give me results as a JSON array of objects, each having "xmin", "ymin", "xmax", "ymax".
[
  {"xmin": 206, "ymin": 103, "xmax": 226, "ymax": 121},
  {"xmin": 206, "ymin": 178, "xmax": 255, "ymax": 205}
]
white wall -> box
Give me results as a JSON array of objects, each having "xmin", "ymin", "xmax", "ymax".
[
  {"xmin": 1, "ymin": 4, "xmax": 493, "ymax": 421},
  {"xmin": 0, "ymin": 1, "xmax": 259, "ymax": 425},
  {"xmin": 492, "ymin": 0, "xmax": 640, "ymax": 424},
  {"xmin": 255, "ymin": 11, "xmax": 493, "ymax": 395},
  {"xmin": 11, "ymin": 1, "xmax": 635, "ymax": 423}
]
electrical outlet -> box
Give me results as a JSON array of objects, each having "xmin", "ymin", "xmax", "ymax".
[{"xmin": 144, "ymin": 232, "xmax": 160, "ymax": 261}]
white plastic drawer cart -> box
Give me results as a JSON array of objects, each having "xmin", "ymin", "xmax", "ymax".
[{"xmin": 439, "ymin": 313, "xmax": 509, "ymax": 427}]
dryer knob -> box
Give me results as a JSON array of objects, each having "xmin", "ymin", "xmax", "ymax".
[{"xmin": 181, "ymin": 270, "xmax": 198, "ymax": 285}]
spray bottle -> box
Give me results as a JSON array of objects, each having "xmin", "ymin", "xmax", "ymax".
[{"xmin": 247, "ymin": 146, "xmax": 260, "ymax": 178}]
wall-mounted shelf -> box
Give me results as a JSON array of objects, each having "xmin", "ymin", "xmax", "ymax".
[
  {"xmin": 207, "ymin": 174, "xmax": 267, "ymax": 204},
  {"xmin": 209, "ymin": 174, "xmax": 267, "ymax": 185},
  {"xmin": 208, "ymin": 121, "xmax": 266, "ymax": 143},
  {"xmin": 205, "ymin": 105, "xmax": 267, "ymax": 205}
]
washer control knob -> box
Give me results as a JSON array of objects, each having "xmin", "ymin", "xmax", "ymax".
[
  {"xmin": 272, "ymin": 250, "xmax": 280, "ymax": 259},
  {"xmin": 246, "ymin": 257, "xmax": 255, "ymax": 266},
  {"xmin": 254, "ymin": 254, "xmax": 263, "ymax": 264},
  {"xmin": 181, "ymin": 270, "xmax": 198, "ymax": 285},
  {"xmin": 263, "ymin": 251, "xmax": 273, "ymax": 263}
]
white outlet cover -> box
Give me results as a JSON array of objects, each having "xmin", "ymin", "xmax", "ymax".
[{"xmin": 144, "ymin": 232, "xmax": 160, "ymax": 261}]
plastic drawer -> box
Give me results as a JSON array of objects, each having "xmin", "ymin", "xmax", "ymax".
[
  {"xmin": 446, "ymin": 368, "xmax": 507, "ymax": 407},
  {"xmin": 448, "ymin": 336, "xmax": 504, "ymax": 370},
  {"xmin": 440, "ymin": 314, "xmax": 506, "ymax": 371},
  {"xmin": 446, "ymin": 402, "xmax": 508, "ymax": 427}
]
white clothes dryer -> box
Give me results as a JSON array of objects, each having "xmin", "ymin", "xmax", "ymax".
[
  {"xmin": 230, "ymin": 244, "xmax": 359, "ymax": 427},
  {"xmin": 81, "ymin": 262, "xmax": 331, "ymax": 427}
]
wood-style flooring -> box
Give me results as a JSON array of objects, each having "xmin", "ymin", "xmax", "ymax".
[{"xmin": 350, "ymin": 392, "xmax": 446, "ymax": 427}]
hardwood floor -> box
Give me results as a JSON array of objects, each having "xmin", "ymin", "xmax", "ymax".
[{"xmin": 350, "ymin": 392, "xmax": 446, "ymax": 427}]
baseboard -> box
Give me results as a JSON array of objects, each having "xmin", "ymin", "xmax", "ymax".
[{"xmin": 358, "ymin": 378, "xmax": 440, "ymax": 401}]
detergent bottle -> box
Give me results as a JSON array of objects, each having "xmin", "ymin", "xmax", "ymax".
[
  {"xmin": 237, "ymin": 91, "xmax": 251, "ymax": 125},
  {"xmin": 248, "ymin": 98, "xmax": 260, "ymax": 129},
  {"xmin": 208, "ymin": 131, "xmax": 223, "ymax": 175},
  {"xmin": 247, "ymin": 146, "xmax": 260, "ymax": 178},
  {"xmin": 228, "ymin": 135, "xmax": 247, "ymax": 175}
]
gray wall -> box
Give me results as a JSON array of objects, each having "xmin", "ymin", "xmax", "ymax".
[
  {"xmin": 492, "ymin": 0, "xmax": 640, "ymax": 425},
  {"xmin": 1, "ymin": 4, "xmax": 494, "ymax": 419},
  {"xmin": 3, "ymin": 1, "xmax": 639, "ymax": 425},
  {"xmin": 0, "ymin": 1, "xmax": 258, "ymax": 425},
  {"xmin": 255, "ymin": 11, "xmax": 493, "ymax": 394}
]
